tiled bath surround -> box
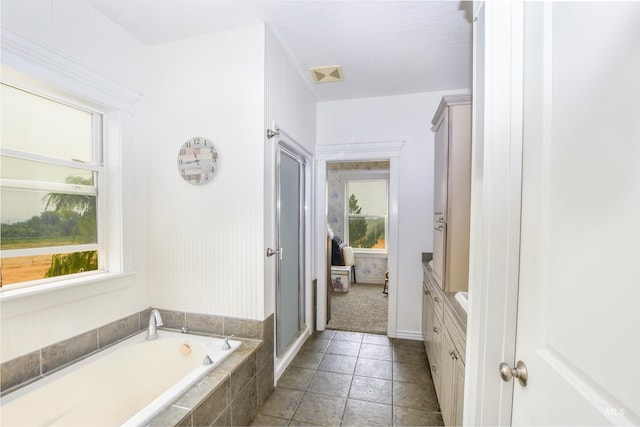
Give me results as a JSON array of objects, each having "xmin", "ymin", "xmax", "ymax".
[{"xmin": 1, "ymin": 309, "xmax": 274, "ymax": 426}]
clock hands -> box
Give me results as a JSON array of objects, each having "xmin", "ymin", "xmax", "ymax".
[{"xmin": 181, "ymin": 153, "xmax": 200, "ymax": 166}]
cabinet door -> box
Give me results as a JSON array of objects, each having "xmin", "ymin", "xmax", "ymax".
[
  {"xmin": 432, "ymin": 113, "xmax": 448, "ymax": 287},
  {"xmin": 431, "ymin": 315, "xmax": 443, "ymax": 402},
  {"xmin": 454, "ymin": 358, "xmax": 465, "ymax": 426},
  {"xmin": 422, "ymin": 281, "xmax": 430, "ymax": 349},
  {"xmin": 440, "ymin": 327, "xmax": 455, "ymax": 426},
  {"xmin": 424, "ymin": 285, "xmax": 435, "ymax": 362}
]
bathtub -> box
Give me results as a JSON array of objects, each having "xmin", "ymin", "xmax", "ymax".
[{"xmin": 1, "ymin": 330, "xmax": 241, "ymax": 426}]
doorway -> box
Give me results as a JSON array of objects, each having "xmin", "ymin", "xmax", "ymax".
[
  {"xmin": 314, "ymin": 141, "xmax": 404, "ymax": 337},
  {"xmin": 325, "ymin": 161, "xmax": 390, "ymax": 334}
]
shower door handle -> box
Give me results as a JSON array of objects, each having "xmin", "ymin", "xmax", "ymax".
[{"xmin": 266, "ymin": 247, "xmax": 283, "ymax": 260}]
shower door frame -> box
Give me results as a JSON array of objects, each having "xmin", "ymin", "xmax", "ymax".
[{"xmin": 269, "ymin": 128, "xmax": 313, "ymax": 380}]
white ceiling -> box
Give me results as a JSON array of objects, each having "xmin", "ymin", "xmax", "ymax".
[{"xmin": 84, "ymin": 0, "xmax": 473, "ymax": 101}]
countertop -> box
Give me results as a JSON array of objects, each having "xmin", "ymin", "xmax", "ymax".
[{"xmin": 421, "ymin": 253, "xmax": 467, "ymax": 335}]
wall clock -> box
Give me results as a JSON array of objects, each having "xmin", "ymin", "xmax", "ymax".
[{"xmin": 177, "ymin": 137, "xmax": 218, "ymax": 185}]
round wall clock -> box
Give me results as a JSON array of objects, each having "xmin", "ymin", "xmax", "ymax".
[{"xmin": 177, "ymin": 137, "xmax": 219, "ymax": 185}]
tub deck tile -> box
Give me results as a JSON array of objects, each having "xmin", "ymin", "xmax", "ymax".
[
  {"xmin": 147, "ymin": 404, "xmax": 190, "ymax": 427},
  {"xmin": 41, "ymin": 330, "xmax": 98, "ymax": 374},
  {"xmin": 0, "ymin": 351, "xmax": 40, "ymax": 393}
]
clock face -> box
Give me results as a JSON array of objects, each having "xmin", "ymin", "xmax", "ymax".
[{"xmin": 177, "ymin": 137, "xmax": 218, "ymax": 185}]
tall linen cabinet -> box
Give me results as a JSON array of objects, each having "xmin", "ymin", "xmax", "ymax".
[
  {"xmin": 430, "ymin": 95, "xmax": 472, "ymax": 292},
  {"xmin": 423, "ymin": 94, "xmax": 471, "ymax": 426}
]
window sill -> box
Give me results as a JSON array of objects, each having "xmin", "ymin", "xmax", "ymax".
[{"xmin": 0, "ymin": 272, "xmax": 135, "ymax": 316}]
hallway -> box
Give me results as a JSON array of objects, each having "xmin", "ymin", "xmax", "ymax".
[{"xmin": 251, "ymin": 330, "xmax": 443, "ymax": 426}]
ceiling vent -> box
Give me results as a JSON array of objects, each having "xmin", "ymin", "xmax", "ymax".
[{"xmin": 310, "ymin": 65, "xmax": 343, "ymax": 84}]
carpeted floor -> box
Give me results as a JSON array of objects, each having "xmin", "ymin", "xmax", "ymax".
[{"xmin": 326, "ymin": 282, "xmax": 388, "ymax": 334}]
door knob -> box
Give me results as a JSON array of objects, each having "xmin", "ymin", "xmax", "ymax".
[{"xmin": 499, "ymin": 360, "xmax": 528, "ymax": 387}]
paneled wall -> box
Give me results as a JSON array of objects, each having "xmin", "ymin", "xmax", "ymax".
[
  {"xmin": 141, "ymin": 25, "xmax": 266, "ymax": 320},
  {"xmin": 263, "ymin": 27, "xmax": 317, "ymax": 318}
]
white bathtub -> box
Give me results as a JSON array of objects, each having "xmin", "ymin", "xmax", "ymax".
[{"xmin": 1, "ymin": 330, "xmax": 241, "ymax": 426}]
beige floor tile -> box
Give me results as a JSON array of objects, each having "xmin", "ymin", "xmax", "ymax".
[
  {"xmin": 359, "ymin": 343, "xmax": 394, "ymax": 361},
  {"xmin": 342, "ymin": 399, "xmax": 392, "ymax": 426},
  {"xmin": 292, "ymin": 393, "xmax": 346, "ymax": 426},
  {"xmin": 393, "ymin": 381, "xmax": 439, "ymax": 411},
  {"xmin": 307, "ymin": 370, "xmax": 353, "ymax": 397},
  {"xmin": 260, "ymin": 388, "xmax": 304, "ymax": 419},
  {"xmin": 393, "ymin": 406, "xmax": 444, "ymax": 426},
  {"xmin": 290, "ymin": 351, "xmax": 323, "ymax": 370},
  {"xmin": 318, "ymin": 353, "xmax": 358, "ymax": 375},
  {"xmin": 392, "ymin": 361, "xmax": 432, "ymax": 385},
  {"xmin": 354, "ymin": 358, "xmax": 393, "ymax": 380},
  {"xmin": 349, "ymin": 375, "xmax": 392, "ymax": 404},
  {"xmin": 326, "ymin": 340, "xmax": 361, "ymax": 357},
  {"xmin": 277, "ymin": 367, "xmax": 315, "ymax": 391}
]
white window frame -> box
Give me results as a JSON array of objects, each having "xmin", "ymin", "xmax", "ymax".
[
  {"xmin": 0, "ymin": 28, "xmax": 139, "ymax": 300},
  {"xmin": 1, "ymin": 83, "xmax": 106, "ymax": 288},
  {"xmin": 344, "ymin": 173, "xmax": 389, "ymax": 254},
  {"xmin": 0, "ymin": 85, "xmax": 106, "ymax": 270}
]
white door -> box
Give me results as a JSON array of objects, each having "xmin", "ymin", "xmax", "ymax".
[{"xmin": 512, "ymin": 2, "xmax": 640, "ymax": 424}]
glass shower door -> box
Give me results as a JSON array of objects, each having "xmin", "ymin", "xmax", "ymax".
[{"xmin": 275, "ymin": 144, "xmax": 305, "ymax": 356}]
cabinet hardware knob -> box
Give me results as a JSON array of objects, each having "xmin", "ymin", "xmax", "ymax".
[
  {"xmin": 434, "ymin": 297, "xmax": 441, "ymax": 303},
  {"xmin": 433, "ymin": 327, "xmax": 439, "ymax": 334},
  {"xmin": 499, "ymin": 360, "xmax": 528, "ymax": 387}
]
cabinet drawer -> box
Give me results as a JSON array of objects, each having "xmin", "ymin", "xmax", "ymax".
[
  {"xmin": 424, "ymin": 268, "xmax": 444, "ymax": 321},
  {"xmin": 432, "ymin": 287, "xmax": 444, "ymax": 322},
  {"xmin": 444, "ymin": 305, "xmax": 466, "ymax": 364}
]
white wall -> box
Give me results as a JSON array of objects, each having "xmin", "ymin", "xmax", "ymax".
[
  {"xmin": 263, "ymin": 27, "xmax": 317, "ymax": 318},
  {"xmin": 0, "ymin": 0, "xmax": 149, "ymax": 360},
  {"xmin": 142, "ymin": 24, "xmax": 316, "ymax": 321},
  {"xmin": 317, "ymin": 90, "xmax": 467, "ymax": 334},
  {"xmin": 141, "ymin": 25, "xmax": 267, "ymax": 320}
]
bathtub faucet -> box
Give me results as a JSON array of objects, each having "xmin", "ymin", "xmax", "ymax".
[{"xmin": 146, "ymin": 309, "xmax": 164, "ymax": 340}]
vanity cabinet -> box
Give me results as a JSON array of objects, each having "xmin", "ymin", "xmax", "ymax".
[
  {"xmin": 430, "ymin": 95, "xmax": 472, "ymax": 292},
  {"xmin": 423, "ymin": 261, "xmax": 466, "ymax": 426},
  {"xmin": 440, "ymin": 302, "xmax": 466, "ymax": 426}
]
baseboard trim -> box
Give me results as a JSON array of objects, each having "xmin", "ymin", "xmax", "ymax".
[{"xmin": 394, "ymin": 329, "xmax": 424, "ymax": 341}]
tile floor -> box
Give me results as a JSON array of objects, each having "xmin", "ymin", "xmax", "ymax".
[{"xmin": 251, "ymin": 330, "xmax": 444, "ymax": 426}]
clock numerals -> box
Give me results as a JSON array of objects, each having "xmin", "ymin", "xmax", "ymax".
[{"xmin": 178, "ymin": 137, "xmax": 218, "ymax": 185}]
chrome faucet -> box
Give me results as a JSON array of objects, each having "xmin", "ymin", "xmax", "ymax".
[
  {"xmin": 146, "ymin": 309, "xmax": 164, "ymax": 340},
  {"xmin": 222, "ymin": 335, "xmax": 234, "ymax": 350}
]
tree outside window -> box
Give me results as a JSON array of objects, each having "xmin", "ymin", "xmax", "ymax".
[{"xmin": 346, "ymin": 180, "xmax": 388, "ymax": 251}]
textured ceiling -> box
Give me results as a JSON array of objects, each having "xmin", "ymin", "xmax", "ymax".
[{"xmin": 84, "ymin": 0, "xmax": 473, "ymax": 101}]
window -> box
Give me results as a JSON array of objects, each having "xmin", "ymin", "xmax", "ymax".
[
  {"xmin": 1, "ymin": 83, "xmax": 104, "ymax": 287},
  {"xmin": 345, "ymin": 179, "xmax": 388, "ymax": 251}
]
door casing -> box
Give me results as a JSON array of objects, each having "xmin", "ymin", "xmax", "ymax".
[{"xmin": 315, "ymin": 141, "xmax": 403, "ymax": 337}]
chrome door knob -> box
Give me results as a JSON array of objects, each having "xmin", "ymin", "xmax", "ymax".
[{"xmin": 499, "ymin": 360, "xmax": 528, "ymax": 387}]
